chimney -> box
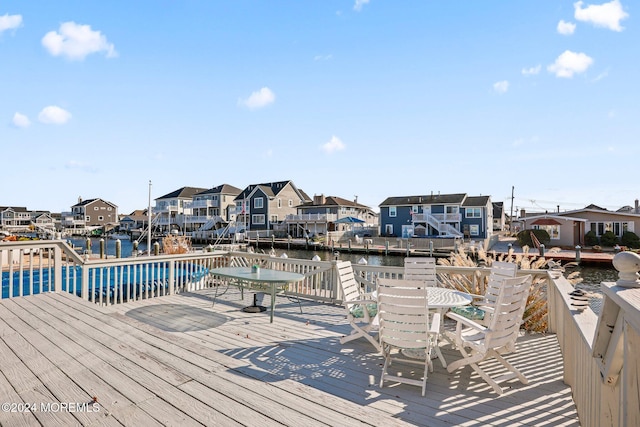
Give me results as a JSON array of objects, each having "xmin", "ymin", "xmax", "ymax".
[
  {"xmin": 636, "ymin": 199, "xmax": 639, "ymax": 214},
  {"xmin": 520, "ymin": 208, "xmax": 526, "ymax": 218},
  {"xmin": 557, "ymin": 205, "xmax": 560, "ymax": 213},
  {"xmin": 78, "ymin": 196, "xmax": 82, "ymax": 203},
  {"xmin": 313, "ymin": 194, "xmax": 325, "ymax": 205},
  {"xmin": 354, "ymin": 195, "xmax": 358, "ymax": 203}
]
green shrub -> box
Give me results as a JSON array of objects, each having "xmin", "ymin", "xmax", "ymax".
[
  {"xmin": 600, "ymin": 231, "xmax": 619, "ymax": 247},
  {"xmin": 516, "ymin": 229, "xmax": 550, "ymax": 247},
  {"xmin": 621, "ymin": 231, "xmax": 640, "ymax": 249},
  {"xmin": 584, "ymin": 230, "xmax": 599, "ymax": 246}
]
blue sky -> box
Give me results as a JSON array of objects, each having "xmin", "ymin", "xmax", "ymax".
[{"xmin": 2, "ymin": 1, "xmax": 638, "ymax": 215}]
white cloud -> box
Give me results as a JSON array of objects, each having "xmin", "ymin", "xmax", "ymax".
[
  {"xmin": 238, "ymin": 87, "xmax": 275, "ymax": 110},
  {"xmin": 314, "ymin": 54, "xmax": 333, "ymax": 61},
  {"xmin": 12, "ymin": 112, "xmax": 30, "ymax": 128},
  {"xmin": 353, "ymin": 0, "xmax": 370, "ymax": 12},
  {"xmin": 65, "ymin": 160, "xmax": 97, "ymax": 173},
  {"xmin": 0, "ymin": 13, "xmax": 22, "ymax": 33},
  {"xmin": 42, "ymin": 21, "xmax": 117, "ymax": 60},
  {"xmin": 321, "ymin": 136, "xmax": 346, "ymax": 154},
  {"xmin": 522, "ymin": 65, "xmax": 541, "ymax": 76},
  {"xmin": 38, "ymin": 106, "xmax": 72, "ymax": 124},
  {"xmin": 574, "ymin": 0, "xmax": 629, "ymax": 32},
  {"xmin": 547, "ymin": 50, "xmax": 593, "ymax": 78},
  {"xmin": 493, "ymin": 80, "xmax": 509, "ymax": 94},
  {"xmin": 557, "ymin": 20, "xmax": 576, "ymax": 35}
]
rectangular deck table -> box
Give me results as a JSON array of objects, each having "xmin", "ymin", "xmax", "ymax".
[{"xmin": 210, "ymin": 267, "xmax": 305, "ymax": 323}]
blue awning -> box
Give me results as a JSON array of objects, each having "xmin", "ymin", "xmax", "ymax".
[{"xmin": 333, "ymin": 216, "xmax": 365, "ymax": 224}]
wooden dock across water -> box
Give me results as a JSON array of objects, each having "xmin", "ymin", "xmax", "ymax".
[{"xmin": 0, "ymin": 289, "xmax": 579, "ymax": 426}]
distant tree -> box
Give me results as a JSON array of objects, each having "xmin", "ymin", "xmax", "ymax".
[
  {"xmin": 516, "ymin": 229, "xmax": 550, "ymax": 247},
  {"xmin": 584, "ymin": 230, "xmax": 599, "ymax": 246},
  {"xmin": 600, "ymin": 231, "xmax": 619, "ymax": 247},
  {"xmin": 621, "ymin": 231, "xmax": 640, "ymax": 249}
]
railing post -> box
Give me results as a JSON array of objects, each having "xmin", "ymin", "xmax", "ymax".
[
  {"xmin": 168, "ymin": 261, "xmax": 175, "ymax": 295},
  {"xmin": 81, "ymin": 262, "xmax": 89, "ymax": 300},
  {"xmin": 53, "ymin": 245, "xmax": 62, "ymax": 293}
]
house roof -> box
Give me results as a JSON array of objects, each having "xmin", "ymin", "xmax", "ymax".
[
  {"xmin": 523, "ymin": 214, "xmax": 587, "ymax": 223},
  {"xmin": 298, "ymin": 195, "xmax": 371, "ymax": 209},
  {"xmin": 462, "ymin": 196, "xmax": 491, "ymax": 207},
  {"xmin": 195, "ymin": 184, "xmax": 243, "ymax": 196},
  {"xmin": 0, "ymin": 206, "xmax": 29, "ymax": 212},
  {"xmin": 156, "ymin": 186, "xmax": 207, "ymax": 200},
  {"xmin": 557, "ymin": 207, "xmax": 640, "ymax": 219},
  {"xmin": 234, "ymin": 180, "xmax": 310, "ymax": 202},
  {"xmin": 379, "ymin": 193, "xmax": 467, "ymax": 207},
  {"xmin": 71, "ymin": 198, "xmax": 117, "ymax": 209}
]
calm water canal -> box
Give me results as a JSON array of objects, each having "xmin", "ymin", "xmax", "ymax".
[{"xmin": 68, "ymin": 238, "xmax": 618, "ymax": 288}]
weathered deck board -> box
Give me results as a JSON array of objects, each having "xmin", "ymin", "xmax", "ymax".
[{"xmin": 0, "ymin": 289, "xmax": 580, "ymax": 426}]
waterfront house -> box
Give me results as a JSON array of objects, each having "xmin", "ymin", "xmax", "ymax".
[
  {"xmin": 0, "ymin": 206, "xmax": 34, "ymax": 231},
  {"xmin": 184, "ymin": 184, "xmax": 243, "ymax": 232},
  {"xmin": 118, "ymin": 209, "xmax": 150, "ymax": 233},
  {"xmin": 379, "ymin": 193, "xmax": 493, "ymax": 240},
  {"xmin": 234, "ymin": 180, "xmax": 311, "ymax": 234},
  {"xmin": 154, "ymin": 186, "xmax": 207, "ymax": 234},
  {"xmin": 284, "ymin": 194, "xmax": 378, "ymax": 238},
  {"xmin": 522, "ymin": 204, "xmax": 640, "ymax": 247},
  {"xmin": 62, "ymin": 197, "xmax": 118, "ymax": 233}
]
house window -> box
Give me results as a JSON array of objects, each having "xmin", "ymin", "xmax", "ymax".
[
  {"xmin": 94, "ymin": 207, "xmax": 99, "ymax": 210},
  {"xmin": 98, "ymin": 216, "xmax": 104, "ymax": 221},
  {"xmin": 446, "ymin": 206, "xmax": 459, "ymax": 214},
  {"xmin": 385, "ymin": 224, "xmax": 393, "ymax": 235},
  {"xmin": 277, "ymin": 198, "xmax": 281, "ymax": 208},
  {"xmin": 389, "ymin": 207, "xmax": 397, "ymax": 217},
  {"xmin": 466, "ymin": 208, "xmax": 481, "ymax": 218},
  {"xmin": 107, "ymin": 207, "xmax": 112, "ymax": 211},
  {"xmin": 252, "ymin": 214, "xmax": 265, "ymax": 224},
  {"xmin": 254, "ymin": 198, "xmax": 263, "ymax": 209},
  {"xmin": 270, "ymin": 215, "xmax": 278, "ymax": 223},
  {"xmin": 288, "ymin": 200, "xmax": 293, "ymax": 207},
  {"xmin": 469, "ymin": 224, "xmax": 479, "ymax": 236},
  {"xmin": 412, "ymin": 205, "xmax": 419, "ymax": 213},
  {"xmin": 534, "ymin": 225, "xmax": 560, "ymax": 240},
  {"xmin": 85, "ymin": 216, "xmax": 90, "ymax": 222}
]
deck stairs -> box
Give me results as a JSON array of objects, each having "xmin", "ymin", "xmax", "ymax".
[{"xmin": 417, "ymin": 213, "xmax": 464, "ymax": 237}]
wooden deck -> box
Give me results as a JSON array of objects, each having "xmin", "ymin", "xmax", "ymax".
[{"xmin": 0, "ymin": 288, "xmax": 580, "ymax": 426}]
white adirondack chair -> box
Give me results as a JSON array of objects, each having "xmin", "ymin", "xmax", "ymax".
[
  {"xmin": 445, "ymin": 274, "xmax": 533, "ymax": 395},
  {"xmin": 403, "ymin": 257, "xmax": 438, "ymax": 284},
  {"xmin": 377, "ymin": 278, "xmax": 441, "ymax": 396},
  {"xmin": 337, "ymin": 261, "xmax": 380, "ymax": 351},
  {"xmin": 451, "ymin": 261, "xmax": 518, "ymax": 324}
]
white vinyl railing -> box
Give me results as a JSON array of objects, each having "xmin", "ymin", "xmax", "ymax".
[{"xmin": 547, "ymin": 252, "xmax": 640, "ymax": 427}]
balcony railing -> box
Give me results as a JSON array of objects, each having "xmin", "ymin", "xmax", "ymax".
[{"xmin": 285, "ymin": 214, "xmax": 338, "ymax": 222}]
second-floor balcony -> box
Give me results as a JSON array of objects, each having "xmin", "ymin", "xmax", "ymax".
[
  {"xmin": 285, "ymin": 213, "xmax": 338, "ymax": 222},
  {"xmin": 185, "ymin": 200, "xmax": 219, "ymax": 209},
  {"xmin": 412, "ymin": 213, "xmax": 462, "ymax": 222}
]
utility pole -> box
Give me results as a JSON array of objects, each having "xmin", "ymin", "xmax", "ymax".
[{"xmin": 509, "ymin": 186, "xmax": 514, "ymax": 234}]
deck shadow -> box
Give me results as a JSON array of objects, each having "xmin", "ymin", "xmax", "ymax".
[{"xmin": 125, "ymin": 303, "xmax": 228, "ymax": 332}]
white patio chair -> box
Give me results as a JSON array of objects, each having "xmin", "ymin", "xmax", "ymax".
[
  {"xmin": 337, "ymin": 261, "xmax": 380, "ymax": 352},
  {"xmin": 450, "ymin": 261, "xmax": 517, "ymax": 325},
  {"xmin": 403, "ymin": 257, "xmax": 438, "ymax": 284},
  {"xmin": 445, "ymin": 274, "xmax": 532, "ymax": 395},
  {"xmin": 377, "ymin": 278, "xmax": 441, "ymax": 396}
]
